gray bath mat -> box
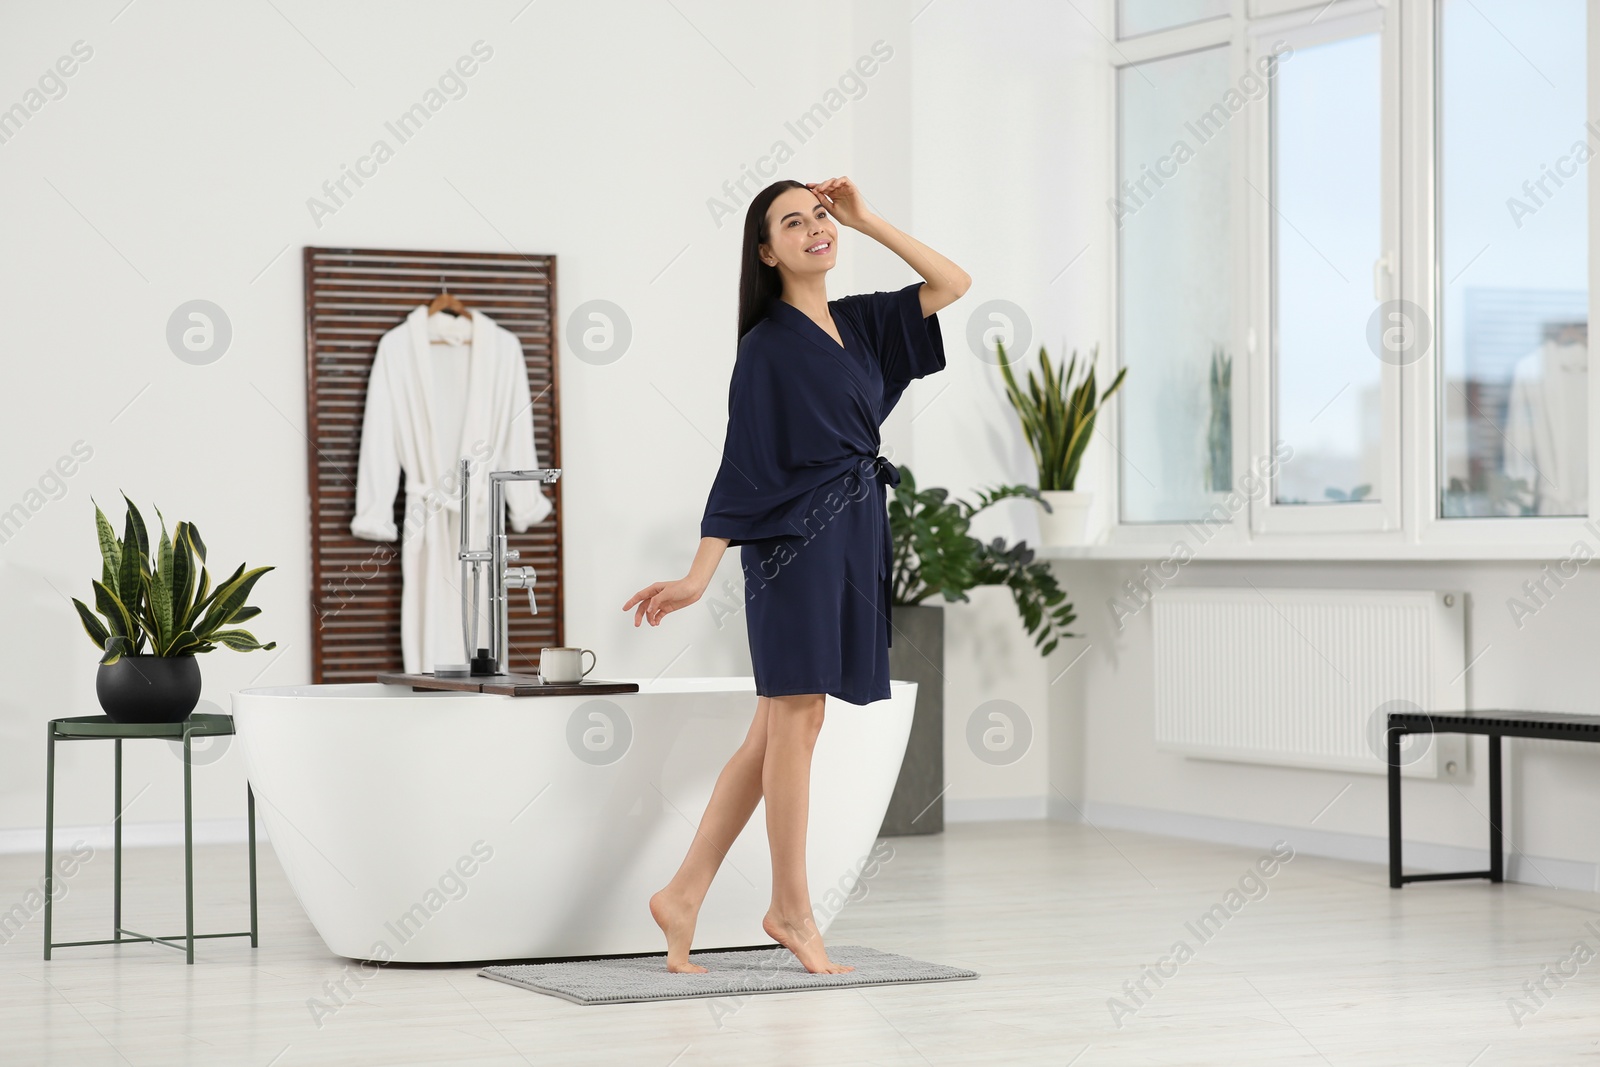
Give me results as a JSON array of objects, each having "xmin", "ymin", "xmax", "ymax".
[{"xmin": 478, "ymin": 945, "xmax": 978, "ymax": 1005}]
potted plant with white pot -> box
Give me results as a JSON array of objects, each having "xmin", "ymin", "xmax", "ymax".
[
  {"xmin": 72, "ymin": 494, "xmax": 277, "ymax": 724},
  {"xmin": 994, "ymin": 340, "xmax": 1126, "ymax": 546}
]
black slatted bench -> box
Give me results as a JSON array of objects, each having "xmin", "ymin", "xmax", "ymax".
[{"xmin": 1386, "ymin": 710, "xmax": 1600, "ymax": 888}]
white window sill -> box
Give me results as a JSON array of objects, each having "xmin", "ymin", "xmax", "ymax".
[{"xmin": 1036, "ymin": 539, "xmax": 1585, "ymax": 562}]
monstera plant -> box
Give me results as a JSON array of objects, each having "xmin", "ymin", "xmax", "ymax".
[
  {"xmin": 877, "ymin": 465, "xmax": 1080, "ymax": 838},
  {"xmin": 888, "ymin": 465, "xmax": 1076, "ymax": 657},
  {"xmin": 72, "ymin": 494, "xmax": 276, "ymax": 723}
]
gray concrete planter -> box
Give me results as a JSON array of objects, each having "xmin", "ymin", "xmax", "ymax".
[{"xmin": 879, "ymin": 602, "xmax": 944, "ymax": 836}]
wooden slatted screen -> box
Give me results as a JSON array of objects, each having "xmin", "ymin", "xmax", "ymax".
[{"xmin": 303, "ymin": 247, "xmax": 563, "ymax": 683}]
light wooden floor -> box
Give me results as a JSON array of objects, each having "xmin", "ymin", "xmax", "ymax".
[{"xmin": 1, "ymin": 819, "xmax": 1594, "ymax": 1065}]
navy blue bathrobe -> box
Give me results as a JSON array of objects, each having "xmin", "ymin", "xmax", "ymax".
[{"xmin": 700, "ymin": 281, "xmax": 947, "ymax": 705}]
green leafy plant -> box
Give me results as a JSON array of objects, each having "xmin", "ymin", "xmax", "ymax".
[
  {"xmin": 72, "ymin": 494, "xmax": 277, "ymax": 665},
  {"xmin": 888, "ymin": 466, "xmax": 1077, "ymax": 657},
  {"xmin": 1206, "ymin": 346, "xmax": 1232, "ymax": 492},
  {"xmin": 995, "ymin": 340, "xmax": 1127, "ymax": 492}
]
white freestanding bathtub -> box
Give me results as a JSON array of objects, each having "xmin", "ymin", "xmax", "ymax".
[{"xmin": 230, "ymin": 677, "xmax": 915, "ymax": 963}]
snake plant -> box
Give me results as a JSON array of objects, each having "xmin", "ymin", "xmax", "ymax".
[
  {"xmin": 994, "ymin": 340, "xmax": 1127, "ymax": 492},
  {"xmin": 1207, "ymin": 346, "xmax": 1232, "ymax": 493},
  {"xmin": 72, "ymin": 494, "xmax": 277, "ymax": 665}
]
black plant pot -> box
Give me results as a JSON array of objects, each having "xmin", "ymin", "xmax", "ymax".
[{"xmin": 96, "ymin": 654, "xmax": 202, "ymax": 724}]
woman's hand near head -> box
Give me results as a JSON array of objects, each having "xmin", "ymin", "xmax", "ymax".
[{"xmin": 807, "ymin": 176, "xmax": 875, "ymax": 231}]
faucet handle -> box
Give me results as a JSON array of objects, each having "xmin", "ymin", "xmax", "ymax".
[
  {"xmin": 505, "ymin": 548, "xmax": 520, "ymax": 561},
  {"xmin": 505, "ymin": 565, "xmax": 538, "ymax": 615}
]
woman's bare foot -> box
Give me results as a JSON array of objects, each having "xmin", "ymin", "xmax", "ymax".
[
  {"xmin": 762, "ymin": 910, "xmax": 854, "ymax": 974},
  {"xmin": 650, "ymin": 889, "xmax": 708, "ymax": 973}
]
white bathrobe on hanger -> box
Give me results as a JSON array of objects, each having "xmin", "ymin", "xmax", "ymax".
[{"xmin": 350, "ymin": 305, "xmax": 553, "ymax": 673}]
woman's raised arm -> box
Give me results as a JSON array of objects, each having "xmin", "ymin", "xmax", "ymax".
[{"xmin": 807, "ymin": 176, "xmax": 971, "ymax": 315}]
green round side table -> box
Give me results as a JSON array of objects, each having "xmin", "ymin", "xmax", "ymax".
[{"xmin": 44, "ymin": 712, "xmax": 259, "ymax": 965}]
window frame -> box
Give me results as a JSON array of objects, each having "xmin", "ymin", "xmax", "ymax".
[
  {"xmin": 1407, "ymin": 0, "xmax": 1600, "ymax": 552},
  {"xmin": 1110, "ymin": 34, "xmax": 1243, "ymax": 536},
  {"xmin": 1116, "ymin": 0, "xmax": 1231, "ymax": 43},
  {"xmin": 1089, "ymin": 0, "xmax": 1600, "ymax": 562},
  {"xmin": 1247, "ymin": 2, "xmax": 1402, "ymax": 535}
]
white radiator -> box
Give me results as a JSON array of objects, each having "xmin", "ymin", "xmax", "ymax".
[{"xmin": 1152, "ymin": 588, "xmax": 1467, "ymax": 780}]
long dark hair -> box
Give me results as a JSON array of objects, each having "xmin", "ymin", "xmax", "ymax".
[{"xmin": 737, "ymin": 179, "xmax": 810, "ymax": 342}]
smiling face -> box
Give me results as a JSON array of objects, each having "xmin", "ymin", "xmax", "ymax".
[{"xmin": 759, "ymin": 187, "xmax": 837, "ymax": 278}]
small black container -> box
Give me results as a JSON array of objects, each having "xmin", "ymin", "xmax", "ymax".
[
  {"xmin": 95, "ymin": 654, "xmax": 202, "ymax": 724},
  {"xmin": 470, "ymin": 647, "xmax": 495, "ymax": 676}
]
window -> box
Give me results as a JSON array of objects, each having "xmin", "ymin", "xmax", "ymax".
[
  {"xmin": 1116, "ymin": 45, "xmax": 1234, "ymax": 524},
  {"xmin": 1102, "ymin": 0, "xmax": 1592, "ymax": 556},
  {"xmin": 1437, "ymin": 0, "xmax": 1588, "ymax": 519},
  {"xmin": 1269, "ymin": 27, "xmax": 1385, "ymax": 509},
  {"xmin": 1118, "ymin": 0, "xmax": 1230, "ymax": 40}
]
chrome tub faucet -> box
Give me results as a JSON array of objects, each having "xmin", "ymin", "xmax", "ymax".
[{"xmin": 457, "ymin": 458, "xmax": 561, "ymax": 676}]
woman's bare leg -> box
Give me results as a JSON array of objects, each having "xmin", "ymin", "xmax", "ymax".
[
  {"xmin": 650, "ymin": 696, "xmax": 772, "ymax": 972},
  {"xmin": 761, "ymin": 692, "xmax": 853, "ymax": 974}
]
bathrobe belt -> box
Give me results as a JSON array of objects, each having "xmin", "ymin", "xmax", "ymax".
[
  {"xmin": 403, "ymin": 480, "xmax": 465, "ymax": 518},
  {"xmin": 865, "ymin": 453, "xmax": 901, "ymax": 490},
  {"xmin": 406, "ymin": 482, "xmax": 460, "ymax": 506},
  {"xmin": 860, "ymin": 453, "xmax": 899, "ymax": 642}
]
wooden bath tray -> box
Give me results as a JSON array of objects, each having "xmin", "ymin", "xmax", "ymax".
[{"xmin": 377, "ymin": 672, "xmax": 640, "ymax": 697}]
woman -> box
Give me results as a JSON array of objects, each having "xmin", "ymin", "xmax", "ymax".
[{"xmin": 622, "ymin": 176, "xmax": 969, "ymax": 974}]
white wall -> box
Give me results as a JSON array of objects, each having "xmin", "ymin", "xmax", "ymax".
[
  {"xmin": 0, "ymin": 0, "xmax": 972, "ymax": 847},
  {"xmin": 910, "ymin": 0, "xmax": 1111, "ymax": 818}
]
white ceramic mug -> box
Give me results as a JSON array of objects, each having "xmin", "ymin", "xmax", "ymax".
[{"xmin": 540, "ymin": 647, "xmax": 596, "ymax": 685}]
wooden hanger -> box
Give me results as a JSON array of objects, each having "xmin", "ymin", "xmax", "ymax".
[{"xmin": 428, "ymin": 277, "xmax": 469, "ymax": 317}]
